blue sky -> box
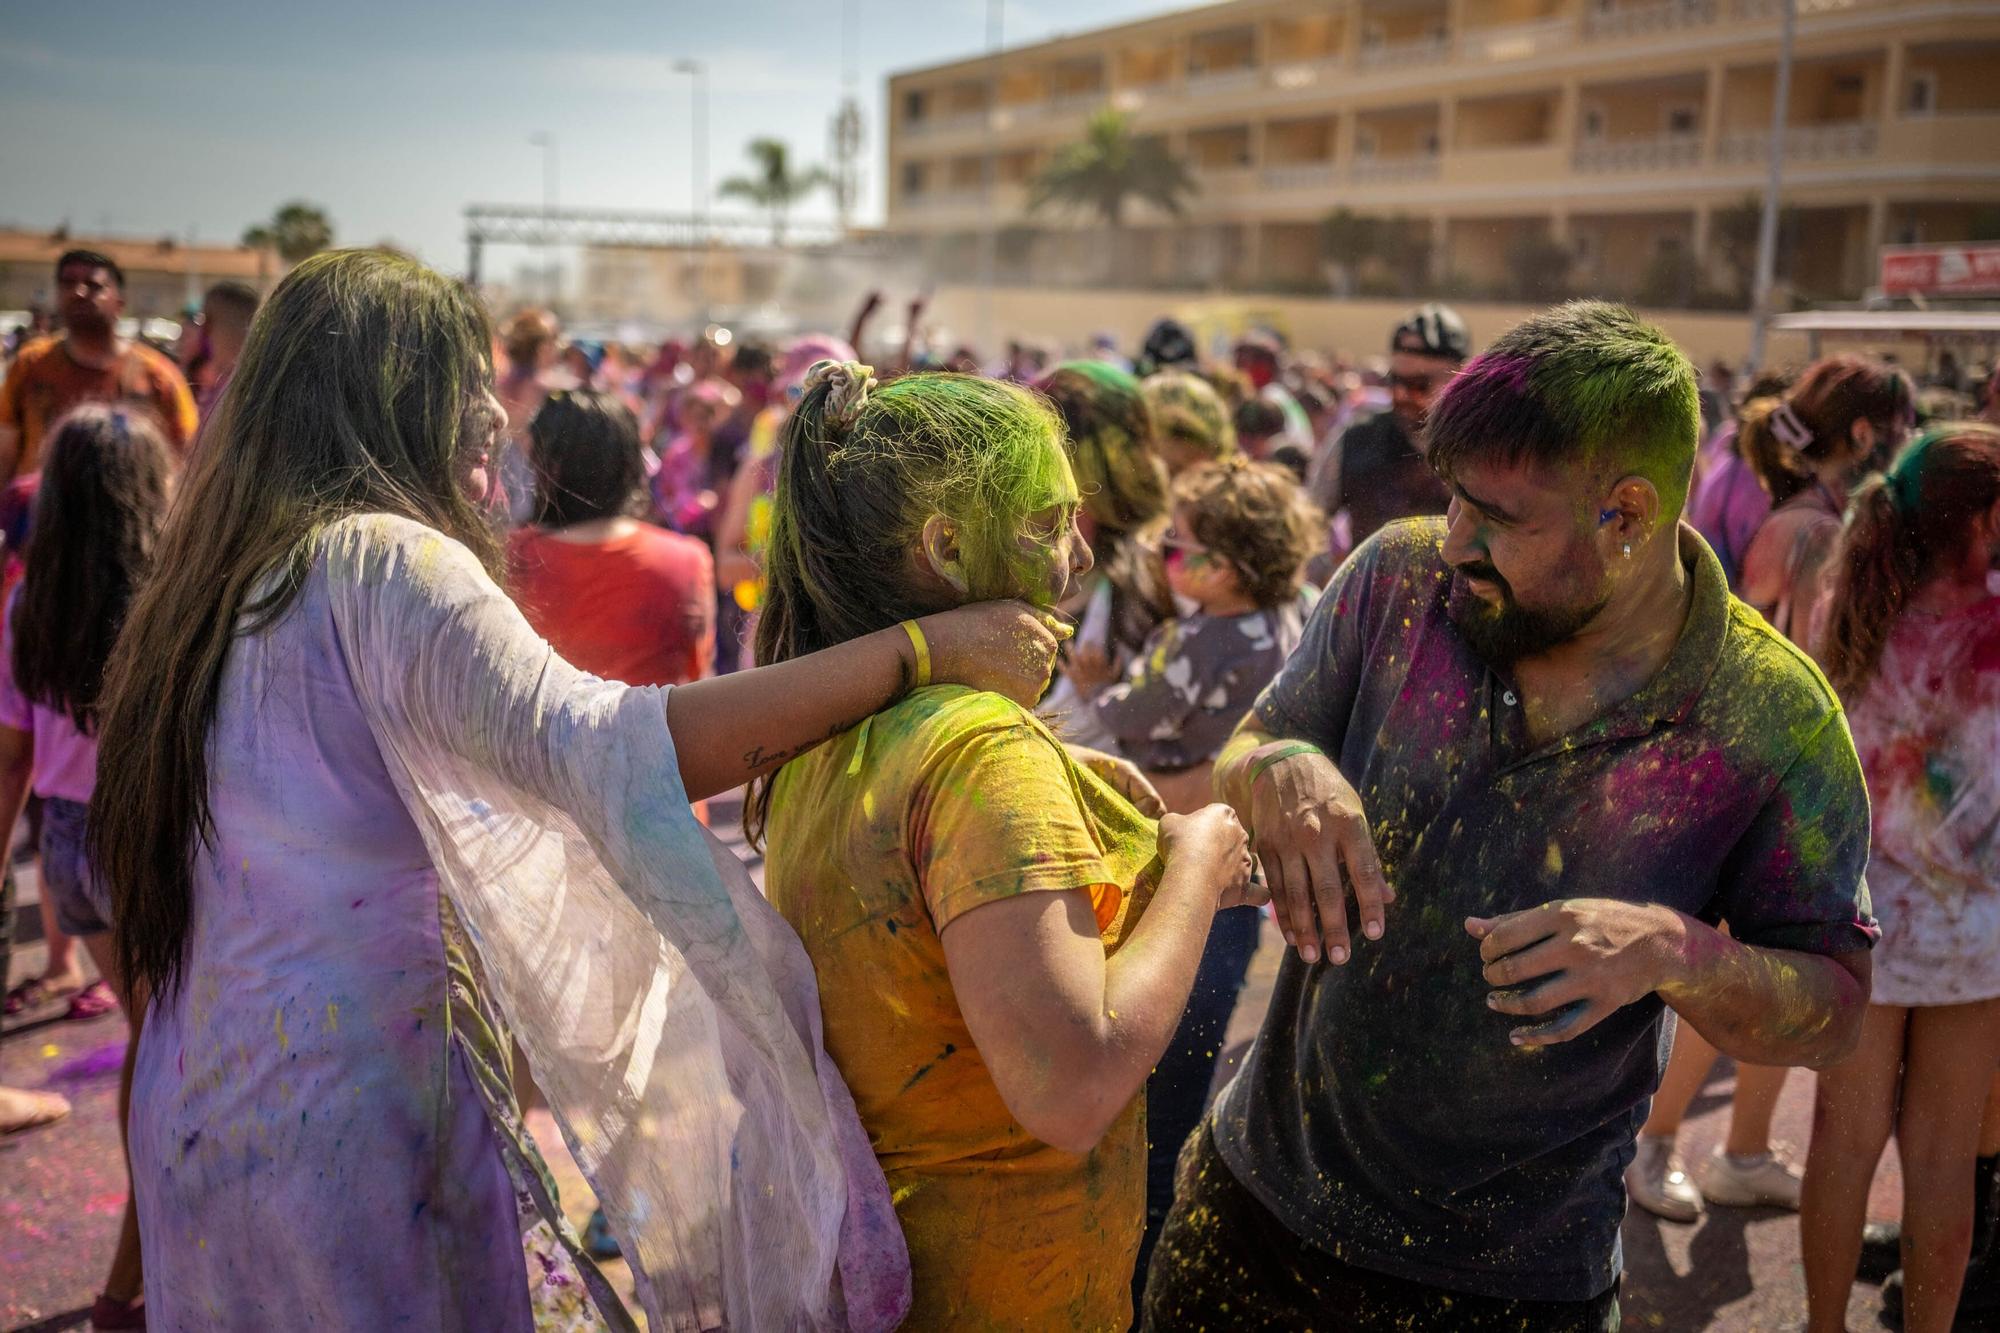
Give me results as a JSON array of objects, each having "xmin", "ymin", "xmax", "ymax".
[{"xmin": 1, "ymin": 0, "xmax": 1188, "ymax": 273}]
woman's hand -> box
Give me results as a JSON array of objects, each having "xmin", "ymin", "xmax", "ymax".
[
  {"xmin": 919, "ymin": 601, "xmax": 1069, "ymax": 707},
  {"xmin": 1066, "ymin": 746, "xmax": 1166, "ymax": 818},
  {"xmin": 1160, "ymin": 804, "xmax": 1255, "ymax": 909}
]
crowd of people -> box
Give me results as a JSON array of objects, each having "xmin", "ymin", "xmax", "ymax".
[{"xmin": 0, "ymin": 244, "xmax": 1998, "ymax": 1332}]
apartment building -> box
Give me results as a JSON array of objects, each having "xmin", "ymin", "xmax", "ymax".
[{"xmin": 884, "ymin": 0, "xmax": 2000, "ymax": 305}]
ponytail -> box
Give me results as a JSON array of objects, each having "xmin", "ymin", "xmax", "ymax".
[
  {"xmin": 743, "ymin": 366, "xmax": 1072, "ymax": 849},
  {"xmin": 1820, "ymin": 424, "xmax": 2000, "ymax": 696},
  {"xmin": 1737, "ymin": 396, "xmax": 1812, "ymax": 505}
]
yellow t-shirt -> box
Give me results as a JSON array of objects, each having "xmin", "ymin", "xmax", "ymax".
[{"xmin": 766, "ymin": 686, "xmax": 1159, "ymax": 1332}]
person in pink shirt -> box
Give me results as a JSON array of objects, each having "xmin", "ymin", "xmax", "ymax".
[
  {"xmin": 0, "ymin": 403, "xmax": 173, "ymax": 1329},
  {"xmin": 650, "ymin": 376, "xmax": 740, "ymax": 540}
]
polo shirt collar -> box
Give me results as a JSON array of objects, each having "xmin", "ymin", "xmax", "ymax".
[{"xmin": 1496, "ymin": 523, "xmax": 1731, "ymax": 760}]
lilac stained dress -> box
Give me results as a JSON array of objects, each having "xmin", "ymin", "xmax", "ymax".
[{"xmin": 129, "ymin": 514, "xmax": 910, "ymax": 1332}]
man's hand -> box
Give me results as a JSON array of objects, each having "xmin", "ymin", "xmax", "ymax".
[
  {"xmin": 1067, "ymin": 745, "xmax": 1166, "ymax": 818},
  {"xmin": 1467, "ymin": 900, "xmax": 1686, "ymax": 1048},
  {"xmin": 1245, "ymin": 745, "xmax": 1390, "ymax": 965}
]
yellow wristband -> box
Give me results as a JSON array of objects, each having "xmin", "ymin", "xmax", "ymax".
[{"xmin": 900, "ymin": 619, "xmax": 932, "ymax": 689}]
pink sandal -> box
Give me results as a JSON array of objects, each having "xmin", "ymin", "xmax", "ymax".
[{"xmin": 66, "ymin": 980, "xmax": 118, "ymax": 1021}]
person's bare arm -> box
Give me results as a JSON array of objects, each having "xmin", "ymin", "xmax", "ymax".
[
  {"xmin": 1214, "ymin": 723, "xmax": 1391, "ymax": 965},
  {"xmin": 0, "ymin": 725, "xmax": 31, "ymax": 853},
  {"xmin": 939, "ymin": 806, "xmax": 1251, "ymax": 1153},
  {"xmin": 1470, "ymin": 902, "xmax": 1869, "ymax": 1067},
  {"xmin": 665, "ymin": 601, "xmax": 1063, "ymax": 801}
]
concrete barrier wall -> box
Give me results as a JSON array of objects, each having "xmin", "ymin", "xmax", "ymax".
[{"xmin": 923, "ymin": 285, "xmax": 1819, "ymax": 369}]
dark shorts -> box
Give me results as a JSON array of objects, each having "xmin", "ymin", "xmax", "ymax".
[
  {"xmin": 1140, "ymin": 1120, "xmax": 1621, "ymax": 1333},
  {"xmin": 40, "ymin": 796, "xmax": 111, "ymax": 938}
]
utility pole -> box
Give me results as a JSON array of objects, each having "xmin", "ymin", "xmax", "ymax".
[
  {"xmin": 976, "ymin": 0, "xmax": 1003, "ymax": 360},
  {"xmin": 673, "ymin": 59, "xmax": 710, "ymax": 326},
  {"xmin": 830, "ymin": 0, "xmax": 863, "ymax": 235},
  {"xmin": 529, "ymin": 131, "xmax": 559, "ymax": 308},
  {"xmin": 1746, "ymin": 0, "xmax": 1795, "ymax": 374}
]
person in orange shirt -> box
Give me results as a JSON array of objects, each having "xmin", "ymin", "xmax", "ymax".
[
  {"xmin": 507, "ymin": 388, "xmax": 714, "ymax": 689},
  {"xmin": 0, "ymin": 251, "xmax": 199, "ymax": 479}
]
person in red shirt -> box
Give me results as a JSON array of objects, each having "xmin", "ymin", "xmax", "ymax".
[
  {"xmin": 0, "ymin": 251, "xmax": 198, "ymax": 479},
  {"xmin": 507, "ymin": 388, "xmax": 715, "ymax": 689}
]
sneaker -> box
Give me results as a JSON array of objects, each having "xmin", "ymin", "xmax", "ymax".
[
  {"xmin": 1626, "ymin": 1135, "xmax": 1703, "ymax": 1223},
  {"xmin": 1858, "ymin": 1219, "xmax": 1902, "ymax": 1283},
  {"xmin": 1695, "ymin": 1146, "xmax": 1803, "ymax": 1209}
]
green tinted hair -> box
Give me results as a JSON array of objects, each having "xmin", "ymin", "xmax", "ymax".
[
  {"xmin": 1036, "ymin": 361, "xmax": 1167, "ymax": 541},
  {"xmin": 1142, "ymin": 370, "xmax": 1237, "ymax": 464},
  {"xmin": 748, "ymin": 370, "xmax": 1073, "ymax": 846},
  {"xmin": 1425, "ymin": 300, "xmax": 1699, "ymax": 517}
]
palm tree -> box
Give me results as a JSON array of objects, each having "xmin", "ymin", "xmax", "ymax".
[
  {"xmin": 1027, "ymin": 109, "xmax": 1198, "ymax": 284},
  {"xmin": 242, "ymin": 202, "xmax": 335, "ymax": 266},
  {"xmin": 718, "ymin": 139, "xmax": 829, "ymax": 247}
]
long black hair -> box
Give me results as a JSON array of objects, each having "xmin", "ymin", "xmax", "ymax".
[{"xmin": 11, "ymin": 405, "xmax": 172, "ymax": 732}]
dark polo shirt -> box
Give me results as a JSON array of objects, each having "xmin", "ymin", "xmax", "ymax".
[{"xmin": 1213, "ymin": 517, "xmax": 1874, "ymax": 1302}]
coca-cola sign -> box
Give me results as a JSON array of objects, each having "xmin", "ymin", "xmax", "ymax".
[{"xmin": 1880, "ymin": 243, "xmax": 2000, "ymax": 297}]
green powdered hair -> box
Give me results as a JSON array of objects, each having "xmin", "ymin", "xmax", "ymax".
[
  {"xmin": 749, "ymin": 369, "xmax": 1075, "ymax": 846},
  {"xmin": 1424, "ymin": 300, "xmax": 1699, "ymax": 517},
  {"xmin": 1035, "ymin": 360, "xmax": 1168, "ymax": 542}
]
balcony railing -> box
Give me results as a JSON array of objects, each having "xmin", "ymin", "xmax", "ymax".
[
  {"xmin": 1358, "ymin": 33, "xmax": 1452, "ymax": 69},
  {"xmin": 1572, "ymin": 134, "xmax": 1703, "ymax": 171},
  {"xmin": 1184, "ymin": 66, "xmax": 1263, "ymax": 96},
  {"xmin": 1733, "ymin": 0, "xmax": 1896, "ymax": 16},
  {"xmin": 1262, "ymin": 162, "xmax": 1341, "ymax": 190},
  {"xmin": 903, "ymin": 188, "xmax": 989, "ymax": 212},
  {"xmin": 1582, "ymin": 0, "xmax": 1717, "ymax": 38},
  {"xmin": 1268, "ymin": 57, "xmax": 1344, "ymax": 90},
  {"xmin": 1715, "ymin": 122, "xmax": 1879, "ymax": 164},
  {"xmin": 1351, "ymin": 154, "xmax": 1444, "ymax": 183},
  {"xmin": 905, "ymin": 110, "xmax": 990, "ymax": 138},
  {"xmin": 1458, "ymin": 15, "xmax": 1577, "ymax": 60}
]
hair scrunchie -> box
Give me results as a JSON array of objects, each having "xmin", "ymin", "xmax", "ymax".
[
  {"xmin": 1885, "ymin": 428, "xmax": 1942, "ymax": 518},
  {"xmin": 802, "ymin": 359, "xmax": 879, "ymax": 436}
]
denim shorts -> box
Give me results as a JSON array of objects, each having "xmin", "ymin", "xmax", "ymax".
[{"xmin": 40, "ymin": 796, "xmax": 112, "ymax": 937}]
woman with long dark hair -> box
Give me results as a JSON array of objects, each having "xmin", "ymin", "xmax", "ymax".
[
  {"xmin": 87, "ymin": 250, "xmax": 1062, "ymax": 1332},
  {"xmin": 1801, "ymin": 424, "xmax": 2000, "ymax": 1333},
  {"xmin": 0, "ymin": 404, "xmax": 171, "ymax": 1328}
]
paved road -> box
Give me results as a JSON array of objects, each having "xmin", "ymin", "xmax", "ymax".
[{"xmin": 3, "ymin": 812, "xmax": 1903, "ymax": 1331}]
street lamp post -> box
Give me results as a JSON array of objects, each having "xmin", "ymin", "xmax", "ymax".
[
  {"xmin": 1746, "ymin": 0, "xmax": 1796, "ymax": 374},
  {"xmin": 976, "ymin": 0, "xmax": 1004, "ymax": 360},
  {"xmin": 529, "ymin": 131, "xmax": 559, "ymax": 308},
  {"xmin": 673, "ymin": 59, "xmax": 710, "ymax": 326}
]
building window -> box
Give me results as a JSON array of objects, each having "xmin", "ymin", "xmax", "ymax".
[
  {"xmin": 1665, "ymin": 105, "xmax": 1699, "ymax": 137},
  {"xmin": 1573, "ymin": 233, "xmax": 1599, "ymax": 266},
  {"xmin": 1582, "ymin": 106, "xmax": 1607, "ymax": 141},
  {"xmin": 904, "ymin": 90, "xmax": 928, "ymax": 122},
  {"xmin": 1906, "ymin": 71, "xmax": 1938, "ymax": 117},
  {"xmin": 901, "ymin": 162, "xmax": 926, "ymax": 194},
  {"xmin": 1356, "ymin": 128, "xmax": 1378, "ymax": 159},
  {"xmin": 1423, "ymin": 130, "xmax": 1442, "ymax": 156}
]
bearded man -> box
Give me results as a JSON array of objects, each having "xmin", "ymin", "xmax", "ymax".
[{"xmin": 1143, "ymin": 301, "xmax": 1876, "ymax": 1332}]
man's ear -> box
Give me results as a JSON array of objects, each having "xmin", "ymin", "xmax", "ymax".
[
  {"xmin": 1600, "ymin": 475, "xmax": 1662, "ymax": 551},
  {"xmin": 920, "ymin": 514, "xmax": 969, "ymax": 595}
]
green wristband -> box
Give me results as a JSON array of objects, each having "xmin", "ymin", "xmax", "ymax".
[{"xmin": 1247, "ymin": 741, "xmax": 1323, "ymax": 789}]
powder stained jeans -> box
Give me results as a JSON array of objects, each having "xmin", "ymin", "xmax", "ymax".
[{"xmin": 1140, "ymin": 1121, "xmax": 1622, "ymax": 1333}]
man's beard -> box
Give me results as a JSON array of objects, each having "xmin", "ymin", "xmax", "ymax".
[{"xmin": 1446, "ymin": 565, "xmax": 1607, "ymax": 666}]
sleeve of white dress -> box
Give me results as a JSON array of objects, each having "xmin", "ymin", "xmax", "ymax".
[{"xmin": 316, "ymin": 514, "xmax": 910, "ymax": 1333}]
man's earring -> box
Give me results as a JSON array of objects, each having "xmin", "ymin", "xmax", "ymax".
[{"xmin": 1622, "ymin": 543, "xmax": 1633, "ymax": 558}]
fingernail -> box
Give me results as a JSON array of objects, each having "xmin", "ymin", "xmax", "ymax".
[
  {"xmin": 1329, "ymin": 946, "xmax": 1348, "ymax": 965},
  {"xmin": 1486, "ymin": 993, "xmax": 1500, "ymax": 1009},
  {"xmin": 1364, "ymin": 921, "xmax": 1382, "ymax": 940},
  {"xmin": 1300, "ymin": 944, "xmax": 1318, "ymax": 963},
  {"xmin": 1510, "ymin": 1031, "xmax": 1527, "ymax": 1046}
]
